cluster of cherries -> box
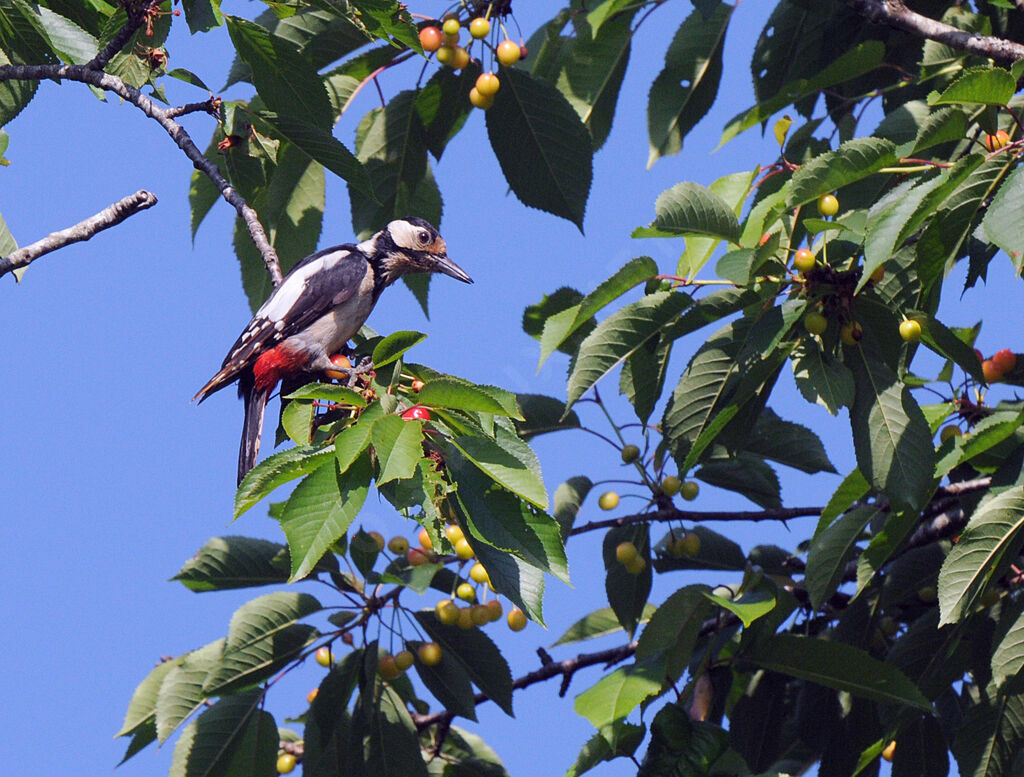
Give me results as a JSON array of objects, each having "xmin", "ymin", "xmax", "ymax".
[{"xmin": 418, "ymin": 13, "xmax": 524, "ymax": 109}]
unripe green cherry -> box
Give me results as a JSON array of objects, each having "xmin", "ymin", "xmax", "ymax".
[
  {"xmin": 598, "ymin": 491, "xmax": 619, "ymax": 510},
  {"xmin": 793, "ymin": 249, "xmax": 816, "ymax": 273},
  {"xmin": 620, "ymin": 444, "xmax": 640, "ymax": 463},
  {"xmin": 615, "ymin": 541, "xmax": 638, "ymax": 565},
  {"xmin": 899, "ymin": 319, "xmax": 922, "ymax": 342},
  {"xmin": 804, "ymin": 310, "xmax": 827, "ymax": 336},
  {"xmin": 661, "ymin": 476, "xmax": 681, "ymax": 496},
  {"xmin": 680, "ymin": 481, "xmax": 699, "ymax": 501},
  {"xmin": 817, "ymin": 194, "xmax": 839, "ymax": 217}
]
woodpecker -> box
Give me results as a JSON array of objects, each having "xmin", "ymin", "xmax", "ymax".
[{"xmin": 194, "ymin": 217, "xmax": 472, "ymax": 484}]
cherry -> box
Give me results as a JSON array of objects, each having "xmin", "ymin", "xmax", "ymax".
[
  {"xmin": 469, "ymin": 17, "xmax": 490, "ymax": 38},
  {"xmin": 315, "ymin": 646, "xmax": 332, "ymax": 667},
  {"xmin": 620, "ymin": 444, "xmax": 640, "ymax": 463},
  {"xmin": 394, "ymin": 650, "xmax": 414, "ymax": 671},
  {"xmin": 407, "ymin": 547, "xmax": 430, "ymax": 566},
  {"xmin": 451, "ymin": 46, "xmax": 470, "ymax": 70},
  {"xmin": 418, "ymin": 528, "xmax": 433, "ymax": 551},
  {"xmin": 411, "ymin": 378, "xmax": 425, "ymax": 392},
  {"xmin": 378, "ymin": 654, "xmax": 401, "ymax": 679},
  {"xmin": 456, "ymin": 582, "xmax": 476, "ymax": 602},
  {"xmin": 939, "ymin": 426, "xmax": 962, "ymax": 443},
  {"xmin": 277, "ymin": 753, "xmax": 297, "ymax": 774},
  {"xmin": 917, "ymin": 585, "xmax": 937, "ymax": 603},
  {"xmin": 435, "ymin": 599, "xmax": 459, "ymax": 625},
  {"xmin": 486, "ymin": 599, "xmax": 503, "ymax": 621},
  {"xmin": 881, "ymin": 741, "xmax": 896, "ymax": 762},
  {"xmin": 469, "ymin": 562, "xmax": 489, "ymax": 583},
  {"xmin": 368, "ymin": 530, "xmax": 385, "ymax": 551},
  {"xmin": 419, "ymin": 26, "xmax": 442, "ymax": 52},
  {"xmin": 442, "ymin": 18, "xmax": 460, "ymax": 36},
  {"xmin": 817, "ymin": 194, "xmax": 839, "ymax": 217},
  {"xmin": 471, "ymin": 604, "xmax": 490, "ymax": 625},
  {"xmin": 507, "ymin": 608, "xmax": 527, "ymax": 631},
  {"xmin": 661, "ymin": 476, "xmax": 681, "ymax": 496},
  {"xmin": 469, "ymin": 87, "xmax": 494, "ymax": 110},
  {"xmin": 985, "ymin": 129, "xmax": 1010, "ymax": 152},
  {"xmin": 418, "ymin": 642, "xmax": 442, "ymax": 665},
  {"xmin": 445, "ymin": 524, "xmax": 464, "ymax": 543},
  {"xmin": 899, "ymin": 319, "xmax": 922, "ymax": 342},
  {"xmin": 680, "ymin": 481, "xmax": 699, "ymax": 501},
  {"xmin": 307, "ymin": 687, "xmax": 319, "ymax": 704},
  {"xmin": 402, "ymin": 405, "xmax": 431, "ymax": 421},
  {"xmin": 435, "ymin": 46, "xmax": 454, "ymax": 65},
  {"xmin": 840, "ymin": 321, "xmax": 862, "ymax": 346},
  {"xmin": 993, "ymin": 349, "xmax": 1016, "ymax": 373},
  {"xmin": 672, "ymin": 532, "xmax": 701, "ymax": 557},
  {"xmin": 475, "ymin": 72, "xmax": 500, "ymax": 96},
  {"xmin": 793, "ymin": 249, "xmax": 816, "ymax": 273},
  {"xmin": 804, "ymin": 310, "xmax": 827, "ymax": 335},
  {"xmin": 623, "ymin": 556, "xmax": 646, "ymax": 575},
  {"xmin": 387, "ymin": 536, "xmax": 409, "ymax": 554},
  {"xmin": 324, "ymin": 352, "xmax": 352, "ymax": 380},
  {"xmin": 454, "ymin": 537, "xmax": 475, "ymax": 560},
  {"xmin": 870, "ymin": 265, "xmax": 885, "ymax": 283},
  {"xmin": 598, "ymin": 491, "xmax": 620, "ymax": 510},
  {"xmin": 496, "ymin": 39, "xmax": 521, "ymax": 66},
  {"xmin": 615, "ymin": 541, "xmax": 638, "ymax": 565},
  {"xmin": 982, "ymin": 359, "xmax": 1004, "ymax": 383}
]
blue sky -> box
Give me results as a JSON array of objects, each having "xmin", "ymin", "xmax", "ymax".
[{"xmin": 3, "ymin": 2, "xmax": 1016, "ymax": 775}]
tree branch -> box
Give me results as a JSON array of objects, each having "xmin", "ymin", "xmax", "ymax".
[
  {"xmin": 0, "ymin": 64, "xmax": 283, "ymax": 286},
  {"xmin": 0, "ymin": 189, "xmax": 157, "ymax": 279},
  {"xmin": 568, "ymin": 505, "xmax": 823, "ymax": 536},
  {"xmin": 843, "ymin": 0, "xmax": 1024, "ymax": 65},
  {"xmin": 86, "ymin": 0, "xmax": 155, "ymax": 70},
  {"xmin": 412, "ymin": 642, "xmax": 638, "ymax": 731}
]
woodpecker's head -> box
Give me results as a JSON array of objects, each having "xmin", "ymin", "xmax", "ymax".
[{"xmin": 373, "ymin": 217, "xmax": 473, "ymax": 285}]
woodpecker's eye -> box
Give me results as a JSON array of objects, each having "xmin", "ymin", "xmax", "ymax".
[{"xmin": 417, "ymin": 230, "xmax": 431, "ymax": 246}]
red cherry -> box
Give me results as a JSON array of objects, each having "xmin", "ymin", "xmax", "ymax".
[
  {"xmin": 982, "ymin": 359, "xmax": 1004, "ymax": 383},
  {"xmin": 419, "ymin": 26, "xmax": 442, "ymax": 52},
  {"xmin": 993, "ymin": 349, "xmax": 1016, "ymax": 373},
  {"xmin": 402, "ymin": 405, "xmax": 431, "ymax": 421}
]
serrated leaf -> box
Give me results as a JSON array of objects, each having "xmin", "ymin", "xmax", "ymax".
[
  {"xmin": 371, "ymin": 330, "xmax": 426, "ymax": 368},
  {"xmin": 982, "ymin": 160, "xmax": 1024, "ymax": 267},
  {"xmin": 565, "ymin": 722, "xmax": 644, "ymax": 777},
  {"xmin": 411, "ymin": 640, "xmax": 477, "ymax": 721},
  {"xmin": 992, "ymin": 605, "xmax": 1024, "ymax": 689},
  {"xmin": 418, "ymin": 378, "xmax": 521, "ymax": 418},
  {"xmin": 156, "ymin": 640, "xmax": 225, "ymax": 742},
  {"xmin": 450, "ymin": 430, "xmax": 548, "ymax": 510},
  {"xmin": 226, "ymin": 16, "xmax": 332, "ymax": 129},
  {"xmin": 742, "ymin": 407, "xmax": 836, "ymax": 474},
  {"xmin": 486, "ymin": 67, "xmax": 593, "ymax": 229},
  {"xmin": 791, "ymin": 340, "xmax": 855, "ymax": 415},
  {"xmin": 553, "ymin": 475, "xmax": 592, "ymax": 539},
  {"xmin": 696, "ymin": 454, "xmax": 781, "ymax": 509},
  {"xmin": 371, "ymin": 414, "xmax": 423, "ymax": 484},
  {"xmin": 748, "ymin": 634, "xmax": 931, "ymax": 711},
  {"xmin": 574, "ymin": 657, "xmax": 664, "ymax": 731},
  {"xmin": 539, "ymin": 256, "xmax": 659, "ymax": 366},
  {"xmin": 279, "ymin": 455, "xmax": 372, "ymax": 580},
  {"xmin": 168, "ymin": 692, "xmax": 276, "ymax": 777},
  {"xmin": 553, "ymin": 604, "xmax": 656, "ymax": 647},
  {"xmin": 928, "ymin": 66, "xmax": 1016, "ymax": 106},
  {"xmin": 413, "ymin": 611, "xmax": 514, "ymax": 715},
  {"xmin": 787, "ymin": 137, "xmax": 898, "ymax": 209},
  {"xmin": 938, "ymin": 486, "xmax": 1024, "ymax": 625},
  {"xmin": 514, "ymin": 394, "xmax": 581, "ymax": 440},
  {"xmin": 680, "ymin": 169, "xmax": 757, "ymax": 278},
  {"xmin": 234, "ymin": 445, "xmax": 335, "ymax": 518},
  {"xmin": 173, "ymin": 536, "xmax": 289, "ymax": 592},
  {"xmin": 632, "ymin": 182, "xmax": 740, "ymax": 242},
  {"xmin": 469, "ymin": 539, "xmax": 546, "ymax": 624},
  {"xmin": 603, "ymin": 525, "xmax": 651, "ymax": 637},
  {"xmin": 806, "ymin": 506, "xmax": 876, "ymax": 609},
  {"xmin": 703, "ymin": 582, "xmax": 776, "ymax": 627},
  {"xmin": 284, "ymin": 383, "xmax": 366, "ymax": 404},
  {"xmin": 848, "ymin": 349, "xmax": 935, "ymax": 513},
  {"xmin": 646, "ymin": 3, "xmax": 731, "ymax": 167},
  {"xmin": 566, "ymin": 291, "xmax": 692, "ymax": 410},
  {"xmin": 118, "ymin": 659, "xmax": 179, "ymax": 738},
  {"xmin": 635, "ymin": 586, "xmax": 711, "ymax": 680},
  {"xmin": 204, "ymin": 622, "xmax": 318, "ymax": 695}
]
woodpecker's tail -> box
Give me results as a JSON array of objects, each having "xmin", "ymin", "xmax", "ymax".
[{"xmin": 238, "ymin": 373, "xmax": 269, "ymax": 485}]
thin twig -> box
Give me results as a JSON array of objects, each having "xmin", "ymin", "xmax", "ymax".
[
  {"xmin": 568, "ymin": 505, "xmax": 823, "ymax": 536},
  {"xmin": 0, "ymin": 63, "xmax": 282, "ymax": 286},
  {"xmin": 0, "ymin": 190, "xmax": 157, "ymax": 278}
]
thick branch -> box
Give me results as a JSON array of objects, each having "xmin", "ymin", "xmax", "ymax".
[
  {"xmin": 843, "ymin": 0, "xmax": 1024, "ymax": 65},
  {"xmin": 569, "ymin": 505, "xmax": 823, "ymax": 536},
  {"xmin": 0, "ymin": 63, "xmax": 283, "ymax": 286},
  {"xmin": 86, "ymin": 0, "xmax": 155, "ymax": 70},
  {"xmin": 0, "ymin": 189, "xmax": 157, "ymax": 278},
  {"xmin": 412, "ymin": 642, "xmax": 637, "ymax": 731}
]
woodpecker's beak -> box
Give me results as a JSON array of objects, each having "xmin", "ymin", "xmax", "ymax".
[{"xmin": 433, "ymin": 254, "xmax": 473, "ymax": 284}]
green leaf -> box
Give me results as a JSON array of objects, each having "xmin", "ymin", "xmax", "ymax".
[
  {"xmin": 573, "ymin": 658, "xmax": 664, "ymax": 731},
  {"xmin": 603, "ymin": 525, "xmax": 651, "ymax": 637},
  {"xmin": 747, "ymin": 634, "xmax": 931, "ymax": 711},
  {"xmin": 168, "ymin": 692, "xmax": 276, "ymax": 777},
  {"xmin": 565, "ymin": 291, "xmax": 692, "ymax": 410},
  {"xmin": 805, "ymin": 506, "xmax": 876, "ymax": 609},
  {"xmin": 414, "ymin": 611, "xmax": 514, "ymax": 715},
  {"xmin": 814, "ymin": 468, "xmax": 870, "ymax": 537},
  {"xmin": 284, "ymin": 383, "xmax": 366, "ymax": 404},
  {"xmin": 696, "ymin": 454, "xmax": 781, "ymax": 509},
  {"xmin": 418, "ymin": 378, "xmax": 523, "ymax": 418},
  {"xmin": 703, "ymin": 582, "xmax": 776, "ymax": 627},
  {"xmin": 791, "ymin": 340, "xmax": 855, "ymax": 415},
  {"xmin": 204, "ymin": 623, "xmax": 318, "ymax": 695},
  {"xmin": 450, "ymin": 430, "xmax": 548, "ymax": 510},
  {"xmin": 635, "ymin": 586, "xmax": 712, "ymax": 680},
  {"xmin": 646, "ymin": 3, "xmax": 731, "ymax": 167},
  {"xmin": 787, "ymin": 137, "xmax": 898, "ymax": 209},
  {"xmin": 469, "ymin": 540, "xmax": 546, "ymax": 624},
  {"xmin": 173, "ymin": 536, "xmax": 289, "ymax": 592},
  {"xmin": 279, "ymin": 455, "xmax": 372, "ymax": 580},
  {"xmin": 411, "ymin": 640, "xmax": 477, "ymax": 721},
  {"xmin": 250, "ymin": 110, "xmax": 375, "ymax": 201},
  {"xmin": 742, "ymin": 407, "xmax": 836, "ymax": 474},
  {"xmin": 553, "ymin": 475, "xmax": 592, "ymax": 539},
  {"xmin": 632, "ymin": 182, "xmax": 741, "ymax": 242},
  {"xmin": 679, "ymin": 169, "xmax": 757, "ymax": 278},
  {"xmin": 416, "ymin": 66, "xmax": 475, "ymax": 160},
  {"xmin": 640, "ymin": 705, "xmax": 731, "ymax": 777},
  {"xmin": 938, "ymin": 486, "xmax": 1024, "ymax": 625},
  {"xmin": 982, "ymin": 161, "xmax": 1024, "ymax": 268},
  {"xmin": 539, "ymin": 256, "xmax": 659, "ymax": 366},
  {"xmin": 553, "ymin": 604, "xmax": 656, "ymax": 646},
  {"xmin": 992, "ymin": 605, "xmax": 1024, "ymax": 689},
  {"xmin": 181, "ymin": 0, "xmax": 223, "ymax": 33},
  {"xmin": 557, "ymin": 8, "xmax": 635, "ymax": 149},
  {"xmin": 514, "ymin": 394, "xmax": 581, "ymax": 440},
  {"xmin": 334, "ymin": 406, "xmax": 381, "ymax": 472},
  {"xmin": 225, "ymin": 16, "xmax": 332, "ymax": 129},
  {"xmin": 156, "ymin": 640, "xmax": 225, "ymax": 742},
  {"xmin": 371, "ymin": 330, "xmax": 426, "ymax": 368},
  {"xmin": 564, "ymin": 722, "xmax": 644, "ymax": 777},
  {"xmin": 35, "ymin": 7, "xmax": 97, "ymax": 63},
  {"xmin": 485, "ymin": 67, "xmax": 593, "ymax": 230},
  {"xmin": 928, "ymin": 65, "xmax": 1016, "ymax": 106},
  {"xmin": 234, "ymin": 445, "xmax": 335, "ymax": 519},
  {"xmin": 363, "ymin": 684, "xmax": 430, "ymax": 777},
  {"xmin": 848, "ymin": 349, "xmax": 935, "ymax": 513},
  {"xmin": 653, "ymin": 525, "xmax": 746, "ymax": 573},
  {"xmin": 953, "ymin": 687, "xmax": 1024, "ymax": 777},
  {"xmin": 118, "ymin": 659, "xmax": 179, "ymax": 738},
  {"xmin": 371, "ymin": 414, "xmax": 423, "ymax": 484}
]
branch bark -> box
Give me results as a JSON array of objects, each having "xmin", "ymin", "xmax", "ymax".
[
  {"xmin": 843, "ymin": 0, "xmax": 1024, "ymax": 65},
  {"xmin": 0, "ymin": 64, "xmax": 283, "ymax": 286},
  {"xmin": 0, "ymin": 189, "xmax": 157, "ymax": 279}
]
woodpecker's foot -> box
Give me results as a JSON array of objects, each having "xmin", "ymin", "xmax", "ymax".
[{"xmin": 345, "ymin": 356, "xmax": 375, "ymax": 387}]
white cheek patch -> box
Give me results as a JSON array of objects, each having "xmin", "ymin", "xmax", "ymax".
[{"xmin": 389, "ymin": 220, "xmax": 425, "ymax": 250}]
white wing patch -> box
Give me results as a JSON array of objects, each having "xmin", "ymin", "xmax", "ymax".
[{"xmin": 256, "ymin": 248, "xmax": 351, "ymax": 322}]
